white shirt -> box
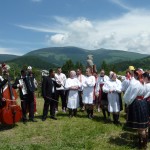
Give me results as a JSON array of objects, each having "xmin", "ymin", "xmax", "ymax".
[
  {"xmin": 82, "ymin": 75, "xmax": 96, "ymax": 104},
  {"xmin": 144, "ymin": 83, "xmax": 150, "ymax": 99},
  {"xmin": 55, "ymin": 73, "xmax": 66, "ymax": 90},
  {"xmin": 123, "ymin": 78, "xmax": 144, "ymax": 105},
  {"xmin": 95, "ymin": 75, "xmax": 109, "ymax": 94},
  {"xmin": 65, "ymin": 78, "xmax": 81, "ymax": 109},
  {"xmin": 103, "ymin": 79, "xmax": 122, "ymax": 112}
]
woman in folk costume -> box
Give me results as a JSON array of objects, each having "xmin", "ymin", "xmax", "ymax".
[
  {"xmin": 123, "ymin": 69, "xmax": 149, "ymax": 149},
  {"xmin": 82, "ymin": 67, "xmax": 96, "ymax": 119},
  {"xmin": 143, "ymin": 71, "xmax": 150, "ymax": 140},
  {"xmin": 95, "ymin": 69, "xmax": 110, "ymax": 119},
  {"xmin": 65, "ymin": 70, "xmax": 81, "ymax": 117},
  {"xmin": 103, "ymin": 72, "xmax": 122, "ymax": 124}
]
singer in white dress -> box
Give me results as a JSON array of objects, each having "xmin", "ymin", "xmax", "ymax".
[
  {"xmin": 65, "ymin": 70, "xmax": 81, "ymax": 117},
  {"xmin": 103, "ymin": 72, "xmax": 122, "ymax": 124},
  {"xmin": 82, "ymin": 68, "xmax": 95, "ymax": 119}
]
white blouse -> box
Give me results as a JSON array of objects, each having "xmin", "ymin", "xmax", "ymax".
[{"xmin": 123, "ymin": 78, "xmax": 145, "ymax": 105}]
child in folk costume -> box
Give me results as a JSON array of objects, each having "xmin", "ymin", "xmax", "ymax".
[
  {"xmin": 82, "ymin": 68, "xmax": 96, "ymax": 119},
  {"xmin": 143, "ymin": 72, "xmax": 150, "ymax": 140},
  {"xmin": 65, "ymin": 70, "xmax": 81, "ymax": 117},
  {"xmin": 95, "ymin": 69, "xmax": 110, "ymax": 119},
  {"xmin": 123, "ymin": 69, "xmax": 149, "ymax": 149},
  {"xmin": 103, "ymin": 72, "xmax": 122, "ymax": 124}
]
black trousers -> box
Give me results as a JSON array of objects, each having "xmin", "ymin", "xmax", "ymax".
[
  {"xmin": 43, "ymin": 93, "xmax": 56, "ymax": 118},
  {"xmin": 78, "ymin": 91, "xmax": 83, "ymax": 108},
  {"xmin": 21, "ymin": 99, "xmax": 28, "ymax": 121},
  {"xmin": 56, "ymin": 90, "xmax": 66, "ymax": 110},
  {"xmin": 27, "ymin": 92, "xmax": 34, "ymax": 120}
]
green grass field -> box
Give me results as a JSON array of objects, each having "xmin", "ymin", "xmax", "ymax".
[{"xmin": 0, "ymin": 97, "xmax": 149, "ymax": 150}]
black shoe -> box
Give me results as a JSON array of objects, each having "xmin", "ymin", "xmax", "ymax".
[
  {"xmin": 42, "ymin": 118, "xmax": 46, "ymax": 121},
  {"xmin": 29, "ymin": 119, "xmax": 37, "ymax": 122},
  {"xmin": 50, "ymin": 116, "xmax": 57, "ymax": 120},
  {"xmin": 23, "ymin": 120, "xmax": 27, "ymax": 124}
]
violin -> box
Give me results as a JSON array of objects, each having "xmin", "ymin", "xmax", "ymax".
[{"xmin": 0, "ymin": 73, "xmax": 22, "ymax": 125}]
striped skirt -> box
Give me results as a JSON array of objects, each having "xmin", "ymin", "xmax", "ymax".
[{"xmin": 126, "ymin": 98, "xmax": 149, "ymax": 129}]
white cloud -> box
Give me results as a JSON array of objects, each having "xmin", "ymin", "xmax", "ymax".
[
  {"xmin": 0, "ymin": 47, "xmax": 22, "ymax": 55},
  {"xmin": 109, "ymin": 0, "xmax": 133, "ymax": 11},
  {"xmin": 17, "ymin": 10, "xmax": 150, "ymax": 54}
]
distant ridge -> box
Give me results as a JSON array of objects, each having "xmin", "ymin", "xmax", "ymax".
[
  {"xmin": 25, "ymin": 46, "xmax": 148, "ymax": 67},
  {"xmin": 0, "ymin": 54, "xmax": 19, "ymax": 62},
  {"xmin": 0, "ymin": 46, "xmax": 149, "ymax": 70}
]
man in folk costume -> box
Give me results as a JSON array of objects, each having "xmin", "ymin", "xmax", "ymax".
[
  {"xmin": 13, "ymin": 70, "xmax": 29, "ymax": 123},
  {"xmin": 55, "ymin": 67, "xmax": 67, "ymax": 112},
  {"xmin": 65, "ymin": 70, "xmax": 81, "ymax": 117},
  {"xmin": 27, "ymin": 66, "xmax": 38, "ymax": 115},
  {"xmin": 82, "ymin": 68, "xmax": 96, "ymax": 119},
  {"xmin": 143, "ymin": 72, "xmax": 150, "ymax": 141},
  {"xmin": 76, "ymin": 68, "xmax": 86, "ymax": 111},
  {"xmin": 95, "ymin": 69, "xmax": 110, "ymax": 119},
  {"xmin": 124, "ymin": 69, "xmax": 149, "ymax": 149},
  {"xmin": 42, "ymin": 69, "xmax": 60, "ymax": 121},
  {"xmin": 103, "ymin": 72, "xmax": 122, "ymax": 124},
  {"xmin": 24, "ymin": 67, "xmax": 36, "ymax": 122}
]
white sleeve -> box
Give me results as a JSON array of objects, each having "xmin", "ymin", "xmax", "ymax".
[
  {"xmin": 64, "ymin": 79, "xmax": 70, "ymax": 89},
  {"xmin": 102, "ymin": 82, "xmax": 110, "ymax": 93},
  {"xmin": 144, "ymin": 84, "xmax": 150, "ymax": 99},
  {"xmin": 121, "ymin": 79, "xmax": 130, "ymax": 92},
  {"xmin": 123, "ymin": 82, "xmax": 142, "ymax": 105},
  {"xmin": 116, "ymin": 80, "xmax": 122, "ymax": 93},
  {"xmin": 86, "ymin": 76, "xmax": 95, "ymax": 87}
]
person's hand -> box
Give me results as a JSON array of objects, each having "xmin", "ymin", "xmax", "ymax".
[
  {"xmin": 95, "ymin": 92, "xmax": 99, "ymax": 97},
  {"xmin": 3, "ymin": 72, "xmax": 9, "ymax": 80},
  {"xmin": 19, "ymin": 84, "xmax": 23, "ymax": 88},
  {"xmin": 2, "ymin": 98, "xmax": 6, "ymax": 101}
]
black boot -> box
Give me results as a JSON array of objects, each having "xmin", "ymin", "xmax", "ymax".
[
  {"xmin": 142, "ymin": 137, "xmax": 147, "ymax": 149},
  {"xmin": 107, "ymin": 111, "xmax": 111, "ymax": 121},
  {"xmin": 138, "ymin": 135, "xmax": 142, "ymax": 149},
  {"xmin": 87, "ymin": 109, "xmax": 90, "ymax": 118},
  {"xmin": 88, "ymin": 110, "xmax": 93, "ymax": 119},
  {"xmin": 102, "ymin": 109, "xmax": 106, "ymax": 120},
  {"xmin": 69, "ymin": 109, "xmax": 73, "ymax": 118},
  {"xmin": 113, "ymin": 114, "xmax": 116, "ymax": 124},
  {"xmin": 116, "ymin": 114, "xmax": 121, "ymax": 125},
  {"xmin": 73, "ymin": 109, "xmax": 77, "ymax": 117}
]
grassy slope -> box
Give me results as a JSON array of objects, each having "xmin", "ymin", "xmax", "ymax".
[{"xmin": 0, "ymin": 97, "xmax": 149, "ymax": 150}]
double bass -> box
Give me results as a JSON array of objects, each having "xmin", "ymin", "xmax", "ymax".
[{"xmin": 0, "ymin": 72, "xmax": 22, "ymax": 125}]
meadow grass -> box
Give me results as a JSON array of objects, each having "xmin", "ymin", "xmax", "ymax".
[{"xmin": 0, "ymin": 97, "xmax": 149, "ymax": 150}]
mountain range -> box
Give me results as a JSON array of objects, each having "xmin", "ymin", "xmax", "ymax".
[{"xmin": 0, "ymin": 46, "xmax": 149, "ymax": 70}]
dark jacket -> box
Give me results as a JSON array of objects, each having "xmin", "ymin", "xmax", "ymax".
[
  {"xmin": 0, "ymin": 79, "xmax": 8, "ymax": 106},
  {"xmin": 13, "ymin": 75, "xmax": 35, "ymax": 100},
  {"xmin": 13, "ymin": 76, "xmax": 28, "ymax": 100},
  {"xmin": 42, "ymin": 76, "xmax": 60, "ymax": 100}
]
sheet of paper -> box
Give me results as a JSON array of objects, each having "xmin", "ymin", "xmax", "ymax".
[{"xmin": 19, "ymin": 79, "xmax": 27, "ymax": 95}]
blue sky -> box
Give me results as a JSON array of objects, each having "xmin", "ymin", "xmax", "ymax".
[{"xmin": 0, "ymin": 0, "xmax": 150, "ymax": 55}]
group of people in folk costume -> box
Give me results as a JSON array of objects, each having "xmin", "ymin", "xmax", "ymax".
[{"xmin": 0, "ymin": 62, "xmax": 150, "ymax": 149}]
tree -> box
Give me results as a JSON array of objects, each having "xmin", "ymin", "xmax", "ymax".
[
  {"xmin": 74, "ymin": 61, "xmax": 84, "ymax": 71},
  {"xmin": 62, "ymin": 59, "xmax": 74, "ymax": 76},
  {"xmin": 100, "ymin": 60, "xmax": 109, "ymax": 75}
]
